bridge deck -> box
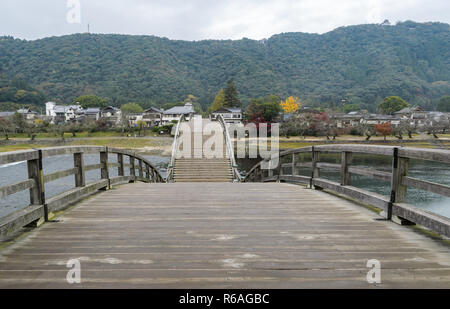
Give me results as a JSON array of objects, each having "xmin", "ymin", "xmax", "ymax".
[{"xmin": 0, "ymin": 182, "xmax": 449, "ymax": 288}]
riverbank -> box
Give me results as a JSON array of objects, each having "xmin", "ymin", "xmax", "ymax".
[
  {"xmin": 0, "ymin": 136, "xmax": 174, "ymax": 155},
  {"xmin": 1, "ymin": 133, "xmax": 449, "ymax": 154}
]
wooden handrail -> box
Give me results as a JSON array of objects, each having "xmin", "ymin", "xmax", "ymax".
[
  {"xmin": 0, "ymin": 146, "xmax": 165, "ymax": 239},
  {"xmin": 216, "ymin": 115, "xmax": 242, "ymax": 182},
  {"xmin": 166, "ymin": 114, "xmax": 188, "ymax": 182},
  {"xmin": 244, "ymin": 144, "xmax": 450, "ymax": 237}
]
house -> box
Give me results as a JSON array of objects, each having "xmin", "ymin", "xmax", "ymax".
[
  {"xmin": 102, "ymin": 106, "xmax": 122, "ymax": 126},
  {"xmin": 127, "ymin": 114, "xmax": 144, "ymax": 127},
  {"xmin": 332, "ymin": 112, "xmax": 366, "ymax": 128},
  {"xmin": 162, "ymin": 102, "xmax": 195, "ymax": 124},
  {"xmin": 84, "ymin": 108, "xmax": 101, "ymax": 121},
  {"xmin": 17, "ymin": 108, "xmax": 38, "ymax": 121},
  {"xmin": 210, "ymin": 107, "xmax": 242, "ymax": 124},
  {"xmin": 362, "ymin": 114, "xmax": 401, "ymax": 127},
  {"xmin": 46, "ymin": 102, "xmax": 83, "ymax": 124},
  {"xmin": 0, "ymin": 112, "xmax": 15, "ymax": 120},
  {"xmin": 143, "ymin": 107, "xmax": 163, "ymax": 127}
]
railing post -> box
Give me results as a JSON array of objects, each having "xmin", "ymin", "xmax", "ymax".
[
  {"xmin": 145, "ymin": 164, "xmax": 150, "ymax": 181},
  {"xmin": 389, "ymin": 147, "xmax": 410, "ymax": 223},
  {"xmin": 138, "ymin": 159, "xmax": 144, "ymax": 180},
  {"xmin": 26, "ymin": 150, "xmax": 46, "ymax": 226},
  {"xmin": 277, "ymin": 155, "xmax": 282, "ymax": 182},
  {"xmin": 311, "ymin": 147, "xmax": 321, "ymax": 189},
  {"xmin": 100, "ymin": 147, "xmax": 110, "ymax": 190},
  {"xmin": 74, "ymin": 152, "xmax": 86, "ymax": 188},
  {"xmin": 117, "ymin": 153, "xmax": 124, "ymax": 177},
  {"xmin": 268, "ymin": 160, "xmax": 273, "ymax": 179},
  {"xmin": 129, "ymin": 156, "xmax": 136, "ymax": 182},
  {"xmin": 292, "ymin": 153, "xmax": 296, "ymax": 176},
  {"xmin": 340, "ymin": 151, "xmax": 353, "ymax": 186}
]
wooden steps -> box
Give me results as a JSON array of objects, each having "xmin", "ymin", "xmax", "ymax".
[{"xmin": 172, "ymin": 119, "xmax": 234, "ymax": 183}]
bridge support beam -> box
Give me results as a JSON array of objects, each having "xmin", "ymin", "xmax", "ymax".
[
  {"xmin": 340, "ymin": 151, "xmax": 352, "ymax": 186},
  {"xmin": 129, "ymin": 156, "xmax": 136, "ymax": 183},
  {"xmin": 312, "ymin": 148, "xmax": 322, "ymax": 190},
  {"xmin": 117, "ymin": 153, "xmax": 124, "ymax": 176},
  {"xmin": 74, "ymin": 152, "xmax": 86, "ymax": 188},
  {"xmin": 100, "ymin": 148, "xmax": 110, "ymax": 190},
  {"xmin": 26, "ymin": 149, "xmax": 47, "ymax": 227},
  {"xmin": 389, "ymin": 148, "xmax": 413, "ymax": 225}
]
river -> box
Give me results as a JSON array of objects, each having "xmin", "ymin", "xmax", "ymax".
[{"xmin": 0, "ymin": 154, "xmax": 449, "ymax": 219}]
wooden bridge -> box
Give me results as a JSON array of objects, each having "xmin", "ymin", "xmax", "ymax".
[{"xmin": 0, "ymin": 116, "xmax": 449, "ymax": 288}]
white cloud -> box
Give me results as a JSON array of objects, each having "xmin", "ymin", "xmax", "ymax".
[{"xmin": 0, "ymin": 0, "xmax": 448, "ymax": 40}]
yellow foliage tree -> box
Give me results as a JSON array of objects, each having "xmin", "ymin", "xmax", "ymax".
[{"xmin": 280, "ymin": 96, "xmax": 300, "ymax": 113}]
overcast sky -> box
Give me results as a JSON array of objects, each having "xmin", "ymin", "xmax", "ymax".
[{"xmin": 1, "ymin": 0, "xmax": 449, "ymax": 41}]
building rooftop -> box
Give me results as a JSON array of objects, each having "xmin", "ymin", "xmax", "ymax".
[{"xmin": 164, "ymin": 103, "xmax": 194, "ymax": 115}]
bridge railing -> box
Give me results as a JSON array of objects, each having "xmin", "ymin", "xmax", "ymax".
[
  {"xmin": 0, "ymin": 146, "xmax": 165, "ymax": 239},
  {"xmin": 217, "ymin": 115, "xmax": 243, "ymax": 182},
  {"xmin": 244, "ymin": 144, "xmax": 450, "ymax": 237},
  {"xmin": 166, "ymin": 114, "xmax": 188, "ymax": 182}
]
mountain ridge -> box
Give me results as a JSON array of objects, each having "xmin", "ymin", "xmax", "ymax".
[{"xmin": 0, "ymin": 20, "xmax": 449, "ymax": 111}]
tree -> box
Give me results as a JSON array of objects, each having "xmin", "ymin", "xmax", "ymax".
[
  {"xmin": 245, "ymin": 96, "xmax": 281, "ymax": 123},
  {"xmin": 121, "ymin": 102, "xmax": 143, "ymax": 114},
  {"xmin": 280, "ymin": 96, "xmax": 300, "ymax": 114},
  {"xmin": 210, "ymin": 89, "xmax": 226, "ymax": 112},
  {"xmin": 343, "ymin": 103, "xmax": 361, "ymax": 113},
  {"xmin": 378, "ymin": 96, "xmax": 409, "ymax": 115},
  {"xmin": 437, "ymin": 96, "xmax": 450, "ymax": 112},
  {"xmin": 357, "ymin": 123, "xmax": 376, "ymax": 140},
  {"xmin": 11, "ymin": 112, "xmax": 26, "ymax": 133},
  {"xmin": 0, "ymin": 118, "xmax": 10, "ymax": 140},
  {"xmin": 73, "ymin": 95, "xmax": 109, "ymax": 109},
  {"xmin": 375, "ymin": 122, "xmax": 393, "ymax": 141},
  {"xmin": 223, "ymin": 79, "xmax": 241, "ymax": 108}
]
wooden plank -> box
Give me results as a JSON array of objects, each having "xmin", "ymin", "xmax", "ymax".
[
  {"xmin": 317, "ymin": 162, "xmax": 340, "ymax": 170},
  {"xmin": 43, "ymin": 168, "xmax": 77, "ymax": 183},
  {"xmin": 0, "ymin": 149, "xmax": 38, "ymax": 165},
  {"xmin": 314, "ymin": 144, "xmax": 394, "ymax": 156},
  {"xmin": 393, "ymin": 203, "xmax": 450, "ymax": 237},
  {"xmin": 84, "ymin": 163, "xmax": 103, "ymax": 172},
  {"xmin": 46, "ymin": 179, "xmax": 109, "ymax": 212},
  {"xmin": 0, "ymin": 179, "xmax": 35, "ymax": 198},
  {"xmin": 348, "ymin": 167, "xmax": 391, "ymax": 182},
  {"xmin": 0, "ymin": 205, "xmax": 44, "ymax": 239},
  {"xmin": 402, "ymin": 176, "xmax": 450, "ymax": 198},
  {"xmin": 279, "ymin": 175, "xmax": 311, "ymax": 184},
  {"xmin": 398, "ymin": 147, "xmax": 450, "ymax": 164},
  {"xmin": 313, "ymin": 178, "xmax": 391, "ymax": 212},
  {"xmin": 1, "ymin": 183, "xmax": 449, "ymax": 288},
  {"xmin": 41, "ymin": 146, "xmax": 104, "ymax": 158}
]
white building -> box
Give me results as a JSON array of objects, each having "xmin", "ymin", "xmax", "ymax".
[
  {"xmin": 210, "ymin": 107, "xmax": 242, "ymax": 124},
  {"xmin": 162, "ymin": 102, "xmax": 195, "ymax": 124}
]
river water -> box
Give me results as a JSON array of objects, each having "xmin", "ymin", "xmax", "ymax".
[{"xmin": 0, "ymin": 153, "xmax": 449, "ymax": 219}]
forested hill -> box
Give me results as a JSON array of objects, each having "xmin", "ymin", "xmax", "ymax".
[{"xmin": 0, "ymin": 21, "xmax": 449, "ymax": 111}]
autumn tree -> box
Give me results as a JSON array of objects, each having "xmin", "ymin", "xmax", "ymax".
[
  {"xmin": 280, "ymin": 96, "xmax": 300, "ymax": 114},
  {"xmin": 210, "ymin": 89, "xmax": 226, "ymax": 112},
  {"xmin": 375, "ymin": 122, "xmax": 393, "ymax": 141},
  {"xmin": 378, "ymin": 96, "xmax": 409, "ymax": 115}
]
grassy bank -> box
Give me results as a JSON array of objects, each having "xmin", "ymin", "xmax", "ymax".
[{"xmin": 0, "ymin": 136, "xmax": 173, "ymax": 154}]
